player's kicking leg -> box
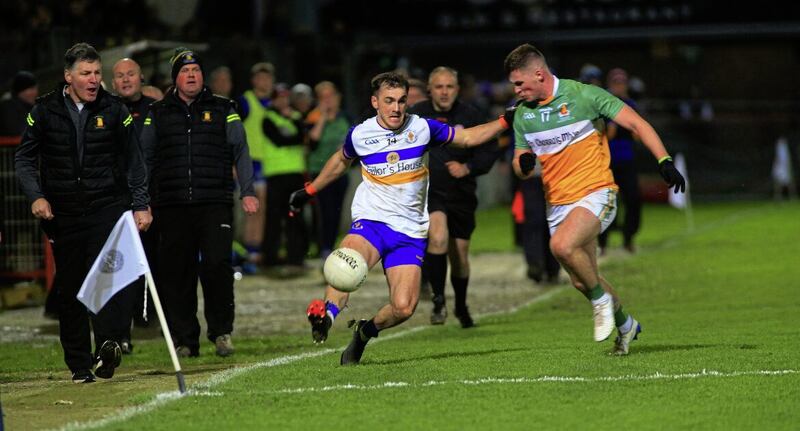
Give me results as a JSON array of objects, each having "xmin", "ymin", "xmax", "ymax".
[
  {"xmin": 341, "ymin": 263, "xmax": 421, "ymax": 365},
  {"xmin": 308, "ymin": 233, "xmax": 380, "ymax": 344}
]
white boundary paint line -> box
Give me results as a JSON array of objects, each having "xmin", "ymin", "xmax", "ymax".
[
  {"xmin": 58, "ymin": 206, "xmax": 761, "ymax": 431},
  {"xmin": 56, "ymin": 350, "xmax": 334, "ymax": 431},
  {"xmin": 271, "ymin": 369, "xmax": 798, "ymax": 395}
]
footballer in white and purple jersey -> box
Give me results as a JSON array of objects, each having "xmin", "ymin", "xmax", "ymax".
[
  {"xmin": 297, "ymin": 71, "xmax": 507, "ymax": 365},
  {"xmin": 341, "ymin": 113, "xmax": 454, "ymax": 268}
]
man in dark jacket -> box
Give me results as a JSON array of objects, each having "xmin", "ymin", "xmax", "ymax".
[
  {"xmin": 112, "ymin": 57, "xmax": 158, "ymax": 352},
  {"xmin": 140, "ymin": 48, "xmax": 259, "ymax": 358},
  {"xmin": 409, "ymin": 66, "xmax": 501, "ymax": 328},
  {"xmin": 112, "ymin": 58, "xmax": 156, "ymax": 136},
  {"xmin": 14, "ymin": 43, "xmax": 152, "ymax": 383},
  {"xmin": 0, "ymin": 70, "xmax": 38, "ymax": 136}
]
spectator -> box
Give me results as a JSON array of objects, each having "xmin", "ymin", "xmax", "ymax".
[
  {"xmin": 15, "ymin": 43, "xmax": 151, "ymax": 383},
  {"xmin": 599, "ymin": 68, "xmax": 643, "ymax": 254},
  {"xmin": 0, "ymin": 71, "xmax": 38, "ymax": 136},
  {"xmin": 679, "ymin": 85, "xmax": 714, "ymax": 122},
  {"xmin": 209, "ymin": 66, "xmax": 233, "ymax": 98},
  {"xmin": 261, "ymin": 83, "xmax": 309, "ymax": 274},
  {"xmin": 407, "ymin": 78, "xmax": 427, "ymax": 107},
  {"xmin": 306, "ymin": 81, "xmax": 351, "ymax": 261},
  {"xmin": 112, "ymin": 59, "xmax": 154, "ymax": 136},
  {"xmin": 290, "ymin": 83, "xmax": 314, "ymax": 118},
  {"xmin": 140, "ymin": 48, "xmax": 259, "ymax": 358},
  {"xmin": 237, "ymin": 62, "xmax": 274, "ymax": 270},
  {"xmin": 111, "ymin": 57, "xmax": 158, "ymax": 352},
  {"xmin": 579, "ymin": 63, "xmax": 603, "ymax": 86},
  {"xmin": 141, "ymin": 85, "xmax": 164, "ymax": 101}
]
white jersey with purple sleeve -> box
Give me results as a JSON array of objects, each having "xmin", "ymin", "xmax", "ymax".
[{"xmin": 343, "ymin": 114, "xmax": 455, "ymax": 238}]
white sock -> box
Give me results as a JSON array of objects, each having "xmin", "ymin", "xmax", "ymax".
[
  {"xmin": 327, "ymin": 310, "xmax": 336, "ymax": 322},
  {"xmin": 618, "ymin": 315, "xmax": 633, "ymax": 333},
  {"xmin": 590, "ymin": 292, "xmax": 612, "ymax": 307}
]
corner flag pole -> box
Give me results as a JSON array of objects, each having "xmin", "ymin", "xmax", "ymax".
[
  {"xmin": 668, "ymin": 153, "xmax": 695, "ymax": 233},
  {"xmin": 144, "ymin": 272, "xmax": 186, "ymax": 394},
  {"xmin": 684, "ymin": 192, "xmax": 695, "ymax": 233}
]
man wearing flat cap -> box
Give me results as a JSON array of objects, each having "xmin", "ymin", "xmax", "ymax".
[{"xmin": 140, "ymin": 48, "xmax": 259, "ymax": 358}]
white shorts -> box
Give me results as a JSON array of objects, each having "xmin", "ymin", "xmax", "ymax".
[{"xmin": 547, "ymin": 188, "xmax": 618, "ymax": 235}]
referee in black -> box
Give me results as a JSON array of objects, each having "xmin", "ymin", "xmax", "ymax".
[{"xmin": 409, "ymin": 67, "xmax": 501, "ymax": 328}]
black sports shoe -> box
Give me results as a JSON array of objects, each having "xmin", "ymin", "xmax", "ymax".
[
  {"xmin": 430, "ymin": 295, "xmax": 447, "ymax": 325},
  {"xmin": 72, "ymin": 369, "xmax": 95, "ymax": 384},
  {"xmin": 307, "ymin": 299, "xmax": 332, "ymax": 344},
  {"xmin": 526, "ymin": 265, "xmax": 543, "ymax": 283},
  {"xmin": 340, "ymin": 319, "xmax": 369, "ymax": 365},
  {"xmin": 454, "ymin": 307, "xmax": 475, "ymax": 329},
  {"xmin": 94, "ymin": 340, "xmax": 122, "ymax": 379}
]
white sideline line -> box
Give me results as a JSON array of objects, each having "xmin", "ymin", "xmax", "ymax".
[
  {"xmin": 273, "ymin": 369, "xmax": 798, "ymax": 395},
  {"xmin": 56, "ymin": 350, "xmax": 334, "ymax": 431}
]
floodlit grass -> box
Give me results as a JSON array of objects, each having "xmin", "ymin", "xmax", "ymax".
[{"xmin": 2, "ymin": 201, "xmax": 799, "ymax": 430}]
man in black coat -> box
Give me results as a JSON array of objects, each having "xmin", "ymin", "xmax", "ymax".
[
  {"xmin": 111, "ymin": 57, "xmax": 159, "ymax": 352},
  {"xmin": 15, "ymin": 43, "xmax": 152, "ymax": 383},
  {"xmin": 140, "ymin": 48, "xmax": 258, "ymax": 358},
  {"xmin": 0, "ymin": 71, "xmax": 38, "ymax": 136}
]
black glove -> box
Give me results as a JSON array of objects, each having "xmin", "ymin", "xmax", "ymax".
[
  {"xmin": 658, "ymin": 158, "xmax": 686, "ymax": 194},
  {"xmin": 502, "ymin": 100, "xmax": 523, "ymax": 129},
  {"xmin": 288, "ymin": 187, "xmax": 313, "ymax": 215},
  {"xmin": 519, "ymin": 152, "xmax": 536, "ymax": 176}
]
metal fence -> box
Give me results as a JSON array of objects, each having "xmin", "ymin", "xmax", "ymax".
[{"xmin": 0, "ymin": 136, "xmax": 53, "ymax": 288}]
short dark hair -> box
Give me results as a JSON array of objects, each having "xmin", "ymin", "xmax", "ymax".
[
  {"xmin": 64, "ymin": 43, "xmax": 100, "ymax": 70},
  {"xmin": 408, "ymin": 78, "xmax": 426, "ymax": 93},
  {"xmin": 370, "ymin": 72, "xmax": 408, "ymax": 96},
  {"xmin": 504, "ymin": 44, "xmax": 546, "ymax": 75}
]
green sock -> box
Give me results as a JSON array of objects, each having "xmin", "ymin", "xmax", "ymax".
[
  {"xmin": 588, "ymin": 284, "xmax": 605, "ymax": 301},
  {"xmin": 614, "ymin": 305, "xmax": 629, "ymax": 327}
]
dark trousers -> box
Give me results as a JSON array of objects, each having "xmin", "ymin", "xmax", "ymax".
[
  {"xmin": 47, "ymin": 205, "xmax": 133, "ymax": 372},
  {"xmin": 521, "ymin": 177, "xmax": 560, "ymax": 278},
  {"xmin": 599, "ymin": 161, "xmax": 642, "ymax": 248},
  {"xmin": 312, "ymin": 174, "xmax": 348, "ymax": 257},
  {"xmin": 125, "ymin": 220, "xmax": 158, "ymax": 334},
  {"xmin": 263, "ymin": 173, "xmax": 308, "ymax": 266},
  {"xmin": 156, "ymin": 204, "xmax": 234, "ymax": 351}
]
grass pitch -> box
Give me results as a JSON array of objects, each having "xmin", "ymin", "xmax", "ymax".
[{"xmin": 1, "ymin": 201, "xmax": 799, "ymax": 430}]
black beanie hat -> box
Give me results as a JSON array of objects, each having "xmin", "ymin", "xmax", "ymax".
[
  {"xmin": 12, "ymin": 71, "xmax": 37, "ymax": 96},
  {"xmin": 170, "ymin": 48, "xmax": 203, "ymax": 83}
]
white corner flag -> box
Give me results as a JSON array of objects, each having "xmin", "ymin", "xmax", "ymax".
[
  {"xmin": 668, "ymin": 153, "xmax": 690, "ymax": 209},
  {"xmin": 77, "ymin": 210, "xmax": 187, "ymax": 393},
  {"xmin": 78, "ymin": 211, "xmax": 148, "ymax": 314},
  {"xmin": 668, "ymin": 153, "xmax": 694, "ymax": 231}
]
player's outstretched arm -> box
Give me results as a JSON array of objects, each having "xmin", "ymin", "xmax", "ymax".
[
  {"xmin": 289, "ymin": 148, "xmax": 353, "ymax": 215},
  {"xmin": 450, "ymin": 119, "xmax": 506, "ymax": 149},
  {"xmin": 313, "ymin": 148, "xmax": 353, "ymax": 191},
  {"xmin": 613, "ymin": 104, "xmax": 685, "ymax": 193}
]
